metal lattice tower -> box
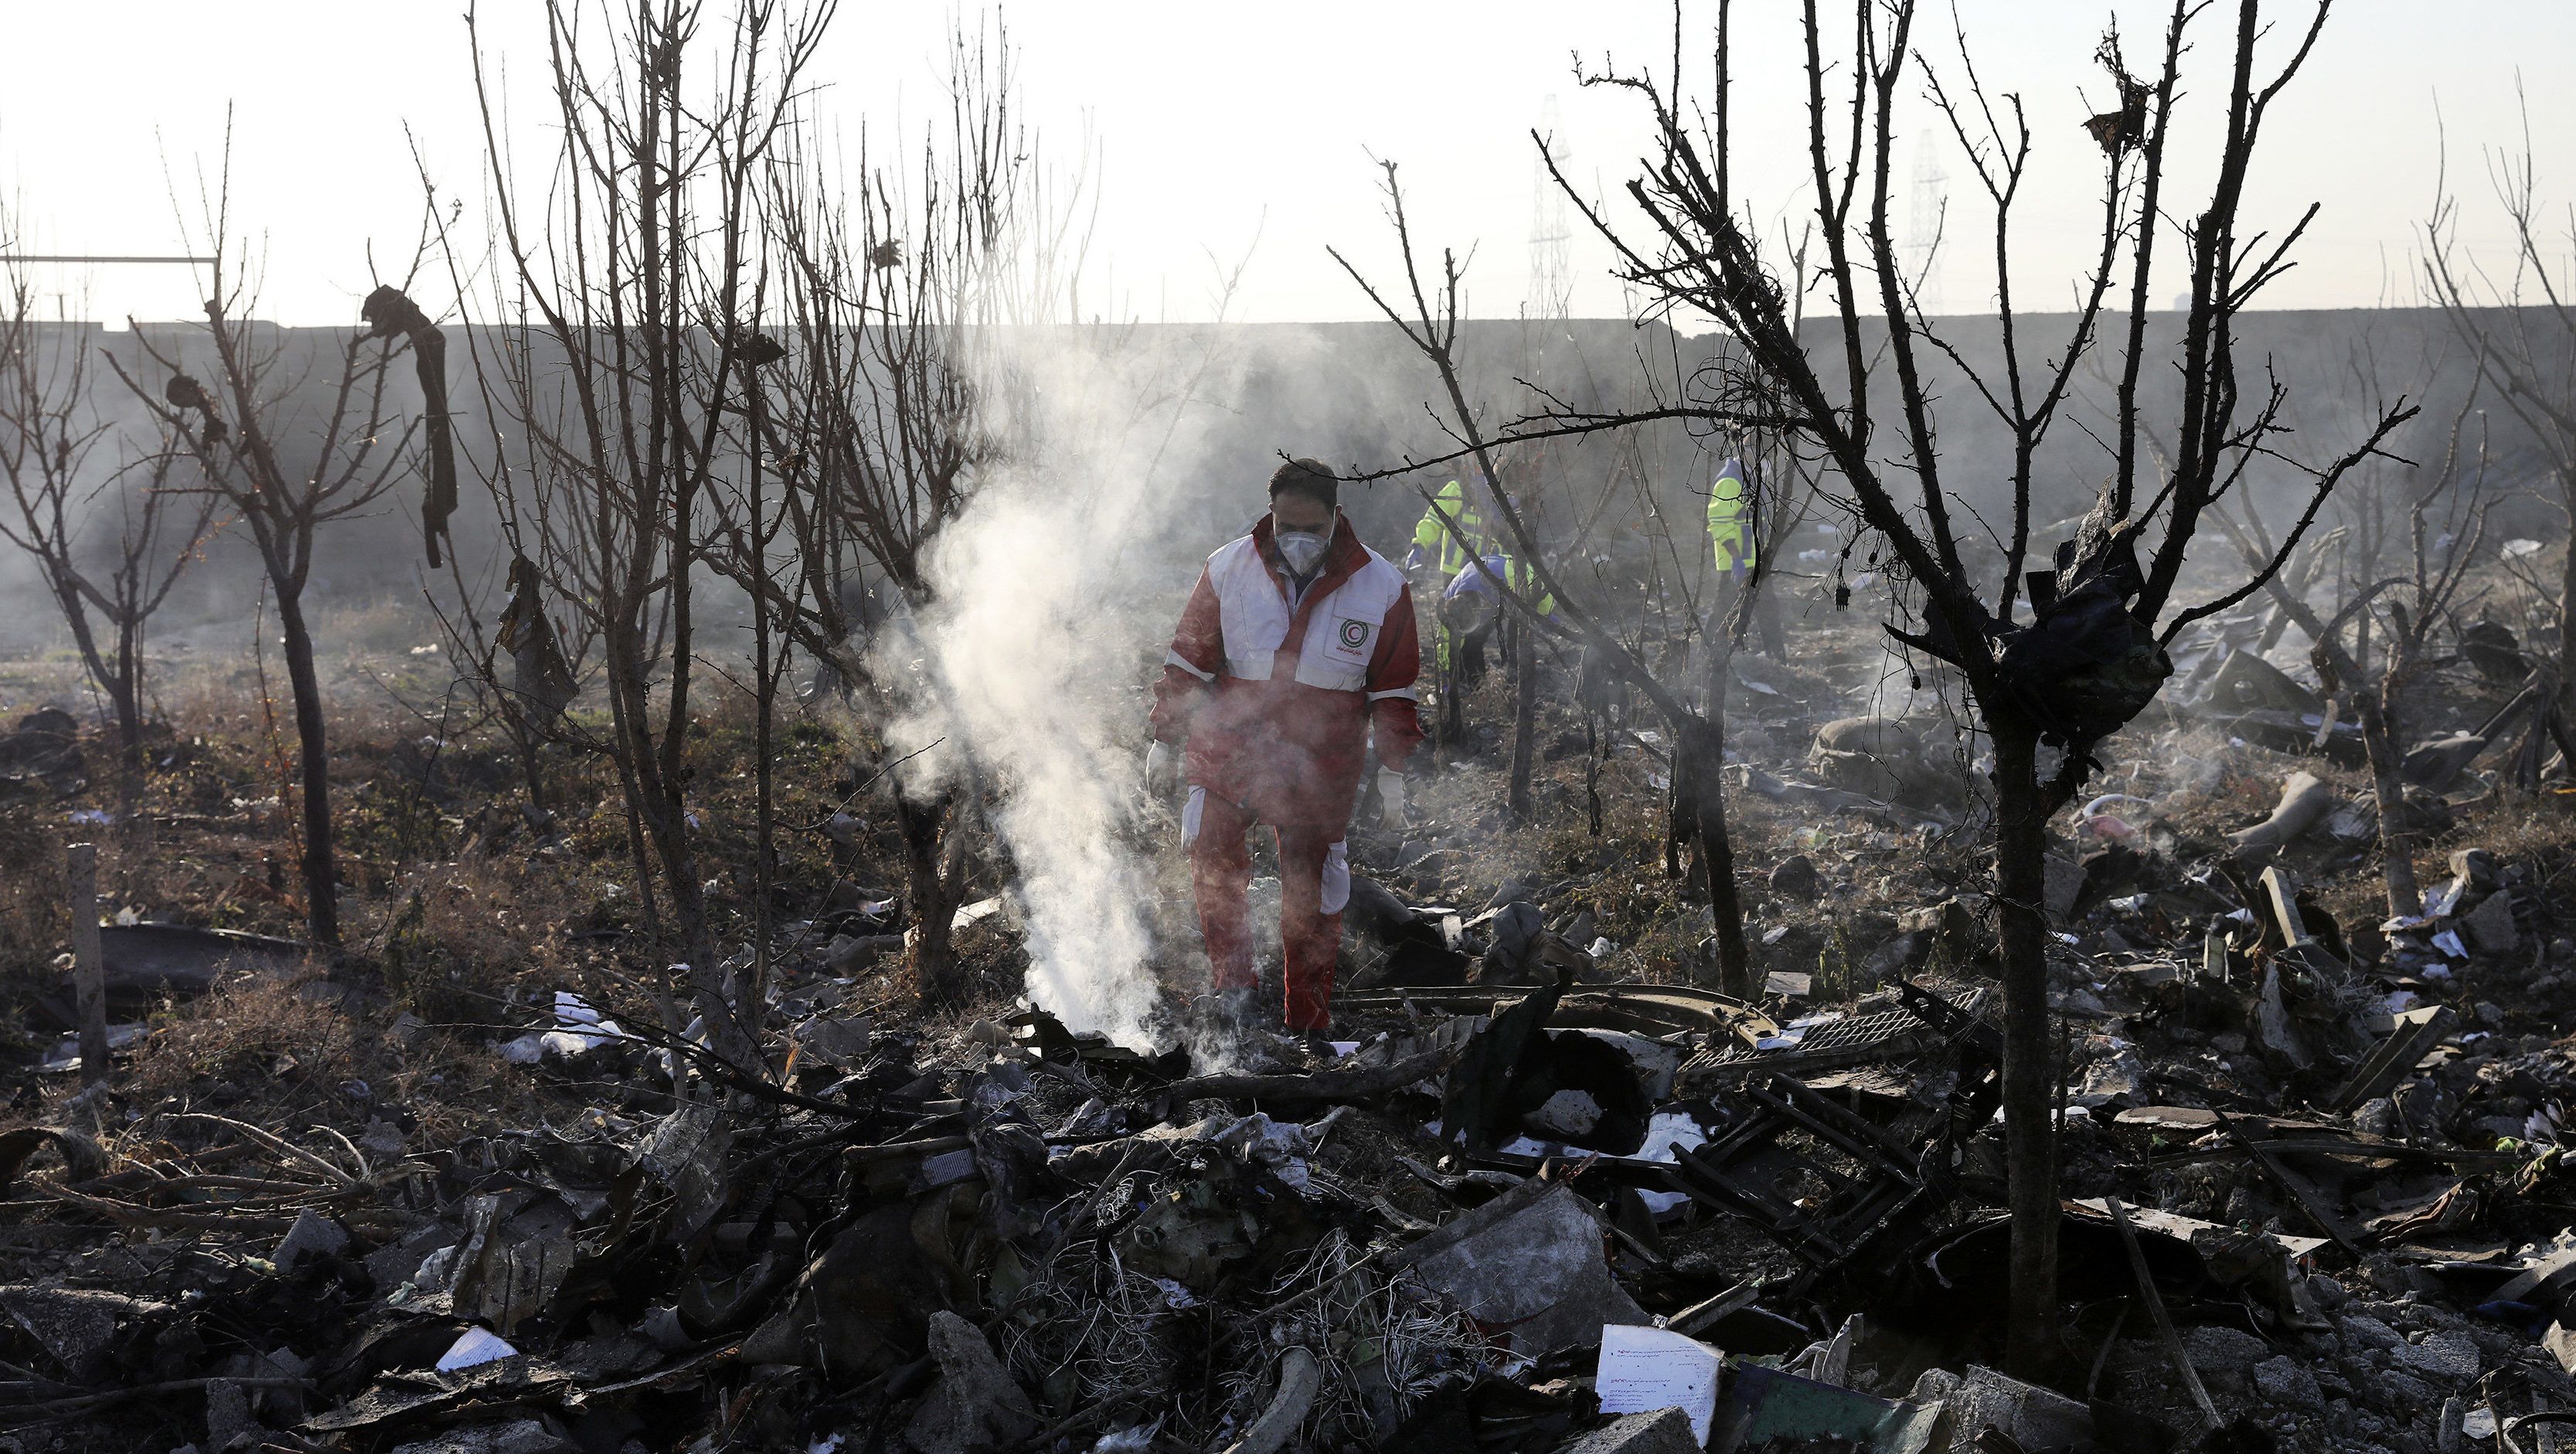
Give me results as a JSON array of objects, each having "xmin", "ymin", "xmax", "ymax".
[
  {"xmin": 1527, "ymin": 95, "xmax": 1574, "ymax": 325},
  {"xmin": 1905, "ymin": 137, "xmax": 1947, "ymax": 316}
]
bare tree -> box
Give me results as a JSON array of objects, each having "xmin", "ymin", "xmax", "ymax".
[
  {"xmin": 99, "ymin": 153, "xmax": 423, "ymax": 946},
  {"xmin": 413, "ymin": 162, "xmax": 598, "ymax": 827},
  {"xmin": 2226, "ymin": 390, "xmax": 2493, "ymax": 919},
  {"xmin": 1331, "ymin": 162, "xmax": 1765, "ymax": 1000},
  {"xmin": 0, "ymin": 262, "xmax": 221, "ymax": 783},
  {"xmin": 1429, "ymin": 0, "xmax": 2415, "ymax": 1374},
  {"xmin": 684, "ymin": 258, "xmax": 807, "ymax": 1033},
  {"xmin": 740, "ymin": 21, "xmax": 1070, "ymax": 1005},
  {"xmin": 462, "ymin": 0, "xmax": 829, "ymax": 1050},
  {"xmin": 2424, "ymin": 97, "xmax": 2576, "ymax": 726}
]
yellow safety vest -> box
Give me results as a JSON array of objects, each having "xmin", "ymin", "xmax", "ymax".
[
  {"xmin": 1414, "ymin": 478, "xmax": 1493, "ymax": 577},
  {"xmin": 1504, "ymin": 556, "xmax": 1557, "ymax": 618},
  {"xmin": 1709, "ymin": 458, "xmax": 1755, "ymax": 574}
]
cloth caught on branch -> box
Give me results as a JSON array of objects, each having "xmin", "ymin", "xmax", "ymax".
[
  {"xmin": 359, "ymin": 285, "xmax": 459, "ymax": 569},
  {"xmin": 497, "ymin": 555, "xmax": 577, "ymax": 726},
  {"xmin": 1999, "ymin": 502, "xmax": 2171, "ymax": 746},
  {"xmin": 1890, "ymin": 492, "xmax": 2170, "ymax": 753}
]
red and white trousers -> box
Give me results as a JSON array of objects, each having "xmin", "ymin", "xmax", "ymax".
[{"xmin": 1183, "ymin": 787, "xmax": 1349, "ymax": 1032}]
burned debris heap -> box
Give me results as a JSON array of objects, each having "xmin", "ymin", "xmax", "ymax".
[{"xmin": 6, "ymin": 575, "xmax": 2576, "ymax": 1454}]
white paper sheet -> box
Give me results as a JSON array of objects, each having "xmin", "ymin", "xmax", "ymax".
[{"xmin": 1594, "ymin": 1323, "xmax": 1722, "ymax": 1444}]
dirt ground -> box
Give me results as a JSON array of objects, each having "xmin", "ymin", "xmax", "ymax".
[{"xmin": 0, "ymin": 557, "xmax": 2573, "ymax": 1452}]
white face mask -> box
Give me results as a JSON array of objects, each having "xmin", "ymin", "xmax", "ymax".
[{"xmin": 1276, "ymin": 526, "xmax": 1329, "ymax": 574}]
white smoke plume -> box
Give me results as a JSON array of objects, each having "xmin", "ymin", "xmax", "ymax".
[{"xmin": 880, "ymin": 326, "xmax": 1246, "ymax": 1050}]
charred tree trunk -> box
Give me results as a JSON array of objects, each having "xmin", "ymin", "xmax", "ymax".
[
  {"xmin": 1686, "ymin": 586, "xmax": 1754, "ymax": 997},
  {"xmin": 110, "ymin": 617, "xmax": 145, "ymax": 810},
  {"xmin": 746, "ymin": 679, "xmax": 775, "ymax": 1025},
  {"xmin": 272, "ymin": 587, "xmax": 339, "ymax": 946},
  {"xmin": 600, "ymin": 623, "xmax": 666, "ymax": 939},
  {"xmin": 652, "ymin": 690, "xmax": 726, "ymax": 1049},
  {"xmin": 617, "ymin": 649, "xmax": 725, "ymax": 1054},
  {"xmin": 900, "ymin": 788, "xmax": 967, "ymax": 1005},
  {"xmin": 2291, "ymin": 584, "xmax": 2427, "ymax": 922},
  {"xmin": 2315, "ymin": 623, "xmax": 2424, "ymax": 922},
  {"xmin": 741, "ymin": 393, "xmax": 781, "ymax": 1032},
  {"xmin": 514, "ymin": 730, "xmax": 550, "ymax": 819},
  {"xmin": 1584, "ymin": 714, "xmax": 1604, "ymax": 836},
  {"xmin": 111, "ymin": 615, "xmax": 144, "ymax": 758},
  {"xmin": 47, "ymin": 579, "xmax": 127, "ymax": 764},
  {"xmin": 1990, "ymin": 713, "xmax": 2060, "ymax": 1378},
  {"xmin": 53, "ymin": 577, "xmax": 147, "ymax": 800},
  {"xmin": 640, "ymin": 791, "xmax": 710, "ymax": 965},
  {"xmin": 2558, "ymin": 514, "xmax": 2576, "ymax": 727},
  {"xmin": 1435, "ymin": 642, "xmax": 1464, "ymax": 748},
  {"xmin": 1681, "ymin": 711, "xmax": 1751, "ymax": 996},
  {"xmin": 652, "ymin": 809, "xmax": 728, "ymax": 1053},
  {"xmin": 2354, "ymin": 687, "xmax": 2421, "ymax": 918}
]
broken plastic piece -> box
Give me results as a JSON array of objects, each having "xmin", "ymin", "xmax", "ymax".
[
  {"xmin": 1715, "ymin": 1364, "xmax": 1943, "ymax": 1454},
  {"xmin": 2328, "ymin": 1006, "xmax": 2458, "ymax": 1112},
  {"xmin": 1389, "ymin": 1180, "xmax": 1650, "ymax": 1356},
  {"xmin": 435, "ymin": 1326, "xmax": 518, "ymax": 1371},
  {"xmin": 2227, "ymin": 772, "xmax": 2339, "ymax": 857}
]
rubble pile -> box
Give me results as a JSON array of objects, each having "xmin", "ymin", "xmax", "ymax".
[
  {"xmin": 2, "ymin": 583, "xmax": 2575, "ymax": 1454},
  {"xmin": 0, "ymin": 862, "xmax": 2567, "ymax": 1454}
]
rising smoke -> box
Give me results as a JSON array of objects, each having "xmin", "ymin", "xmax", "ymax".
[{"xmin": 878, "ymin": 325, "xmax": 1251, "ymax": 1051}]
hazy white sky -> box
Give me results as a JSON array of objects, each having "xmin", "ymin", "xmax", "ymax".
[{"xmin": 2, "ymin": 1, "xmax": 2569, "ymax": 327}]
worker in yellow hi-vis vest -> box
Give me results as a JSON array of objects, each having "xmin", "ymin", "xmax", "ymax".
[
  {"xmin": 1708, "ymin": 455, "xmax": 1755, "ymax": 578},
  {"xmin": 1421, "ymin": 472, "xmax": 1504, "ymax": 680},
  {"xmin": 1407, "ymin": 472, "xmax": 1496, "ymax": 580},
  {"xmin": 1407, "ymin": 472, "xmax": 1502, "ymax": 746},
  {"xmin": 1706, "ymin": 453, "xmax": 1786, "ymax": 659}
]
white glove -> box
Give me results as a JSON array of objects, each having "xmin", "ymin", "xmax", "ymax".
[
  {"xmin": 1378, "ymin": 767, "xmax": 1408, "ymax": 829},
  {"xmin": 1145, "ymin": 741, "xmax": 1181, "ymax": 797}
]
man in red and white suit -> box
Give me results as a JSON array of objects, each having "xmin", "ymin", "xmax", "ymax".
[{"xmin": 1147, "ymin": 458, "xmax": 1424, "ymax": 1035}]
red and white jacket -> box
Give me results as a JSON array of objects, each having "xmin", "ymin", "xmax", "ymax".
[{"xmin": 1150, "ymin": 513, "xmax": 1424, "ymax": 829}]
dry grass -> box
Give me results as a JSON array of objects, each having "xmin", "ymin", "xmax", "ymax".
[
  {"xmin": 377, "ymin": 853, "xmax": 589, "ymax": 1027},
  {"xmin": 121, "ymin": 967, "xmax": 366, "ymax": 1115},
  {"xmin": 0, "ymin": 814, "xmax": 66, "ymax": 1010}
]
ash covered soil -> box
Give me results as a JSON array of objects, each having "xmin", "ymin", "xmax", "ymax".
[{"xmin": 0, "ymin": 567, "xmax": 2573, "ymax": 1454}]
